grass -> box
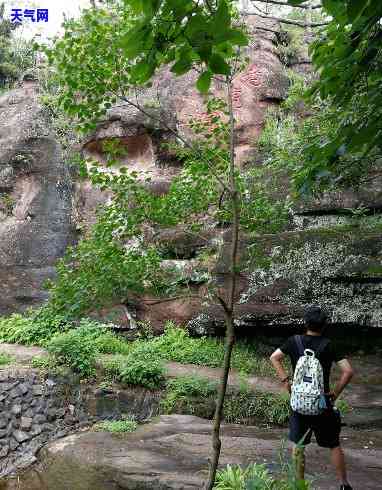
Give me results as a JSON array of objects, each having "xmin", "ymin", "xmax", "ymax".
[
  {"xmin": 92, "ymin": 416, "xmax": 138, "ymax": 433},
  {"xmin": 104, "ymin": 323, "xmax": 275, "ymax": 377},
  {"xmin": 161, "ymin": 374, "xmax": 218, "ymax": 413},
  {"xmin": 0, "ymin": 311, "xmax": 277, "ymax": 382},
  {"xmin": 158, "ymin": 374, "xmax": 290, "ymax": 426},
  {"xmin": 0, "ymin": 352, "xmax": 14, "ymax": 366}
]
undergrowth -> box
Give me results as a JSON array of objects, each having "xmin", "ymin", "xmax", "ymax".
[
  {"xmin": 93, "ymin": 416, "xmax": 138, "ymax": 433},
  {"xmin": 0, "ymin": 313, "xmax": 274, "ymax": 381},
  {"xmin": 214, "ymin": 462, "xmax": 312, "ymax": 489},
  {"xmin": 159, "ymin": 374, "xmax": 290, "ymax": 425}
]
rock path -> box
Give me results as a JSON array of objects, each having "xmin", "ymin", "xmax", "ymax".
[{"xmin": 5, "ymin": 415, "xmax": 382, "ymax": 490}]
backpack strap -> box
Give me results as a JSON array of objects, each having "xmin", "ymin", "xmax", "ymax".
[
  {"xmin": 295, "ymin": 335, "xmax": 305, "ymax": 357},
  {"xmin": 315, "ymin": 338, "xmax": 330, "ymax": 358}
]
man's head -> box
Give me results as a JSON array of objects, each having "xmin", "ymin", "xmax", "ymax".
[{"xmin": 304, "ymin": 306, "xmax": 327, "ymax": 333}]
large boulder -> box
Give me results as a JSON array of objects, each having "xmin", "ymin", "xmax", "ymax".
[{"xmin": 0, "ymin": 83, "xmax": 75, "ymax": 314}]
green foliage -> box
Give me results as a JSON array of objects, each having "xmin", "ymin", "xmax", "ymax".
[
  {"xmin": 223, "ymin": 392, "xmax": 290, "ymax": 426},
  {"xmin": 283, "ymin": 0, "xmax": 382, "ymax": 193},
  {"xmin": 0, "ymin": 193, "xmax": 15, "ymax": 215},
  {"xmin": 124, "ymin": 323, "xmax": 272, "ymax": 375},
  {"xmin": 31, "ymin": 355, "xmax": 58, "ymax": 370},
  {"xmin": 41, "ymin": 0, "xmax": 247, "ymax": 132},
  {"xmin": 259, "ymin": 72, "xmax": 380, "ymax": 195},
  {"xmin": 335, "ymin": 398, "xmax": 351, "ymax": 415},
  {"xmin": 93, "ymin": 416, "xmax": 138, "ymax": 433},
  {"xmin": 214, "ymin": 462, "xmax": 312, "ymax": 489},
  {"xmin": 0, "ymin": 352, "xmax": 14, "ymax": 365},
  {"xmin": 119, "ymin": 356, "xmax": 166, "ymax": 389},
  {"xmin": 45, "ymin": 101, "xmax": 288, "ymax": 317},
  {"xmin": 46, "ymin": 231, "xmax": 164, "ymax": 318},
  {"xmin": 214, "ymin": 464, "xmax": 273, "ymax": 490},
  {"xmin": 0, "ymin": 310, "xmax": 68, "ymax": 346},
  {"xmin": 47, "ymin": 328, "xmax": 98, "ymax": 377},
  {"xmin": 161, "ymin": 374, "xmax": 218, "ymax": 412},
  {"xmin": 0, "ymin": 3, "xmax": 19, "ymax": 86},
  {"xmin": 0, "ymin": 3, "xmax": 37, "ymax": 87}
]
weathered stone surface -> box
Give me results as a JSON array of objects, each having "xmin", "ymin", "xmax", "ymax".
[
  {"xmin": 4, "ymin": 415, "xmax": 382, "ymax": 490},
  {"xmin": 0, "ymin": 83, "xmax": 75, "ymax": 314},
  {"xmin": 132, "ymin": 293, "xmax": 204, "ymax": 334},
  {"xmin": 0, "ymin": 366, "xmax": 92, "ymax": 478},
  {"xmin": 12, "ymin": 430, "xmax": 30, "ymax": 443},
  {"xmin": 20, "ymin": 417, "xmax": 32, "ymax": 431}
]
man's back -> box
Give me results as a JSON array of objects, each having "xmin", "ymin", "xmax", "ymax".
[
  {"xmin": 269, "ymin": 306, "xmax": 355, "ymax": 490},
  {"xmin": 280, "ymin": 334, "xmax": 343, "ymax": 393}
]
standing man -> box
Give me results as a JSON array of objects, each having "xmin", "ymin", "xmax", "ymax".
[{"xmin": 270, "ymin": 306, "xmax": 354, "ymax": 490}]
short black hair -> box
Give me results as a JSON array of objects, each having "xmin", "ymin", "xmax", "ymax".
[{"xmin": 304, "ymin": 306, "xmax": 327, "ymax": 332}]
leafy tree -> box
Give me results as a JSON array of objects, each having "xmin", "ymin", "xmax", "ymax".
[
  {"xmin": 42, "ymin": 1, "xmax": 289, "ymax": 487},
  {"xmin": 0, "ymin": 2, "xmax": 19, "ymax": 86},
  {"xmin": 286, "ymin": 0, "xmax": 382, "ymax": 192}
]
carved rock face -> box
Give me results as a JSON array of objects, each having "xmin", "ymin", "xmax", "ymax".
[{"xmin": 0, "ymin": 84, "xmax": 75, "ymax": 314}]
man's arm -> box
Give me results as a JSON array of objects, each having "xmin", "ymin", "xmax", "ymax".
[
  {"xmin": 331, "ymin": 359, "xmax": 354, "ymax": 400},
  {"xmin": 270, "ymin": 348, "xmax": 291, "ymax": 394}
]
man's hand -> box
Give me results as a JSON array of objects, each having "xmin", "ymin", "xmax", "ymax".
[
  {"xmin": 283, "ymin": 379, "xmax": 292, "ymax": 394},
  {"xmin": 327, "ymin": 390, "xmax": 337, "ymax": 401},
  {"xmin": 269, "ymin": 349, "xmax": 290, "ymax": 394},
  {"xmin": 332, "ymin": 359, "xmax": 354, "ymax": 400}
]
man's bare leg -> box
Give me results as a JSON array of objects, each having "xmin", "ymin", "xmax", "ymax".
[
  {"xmin": 293, "ymin": 445, "xmax": 305, "ymax": 481},
  {"xmin": 331, "ymin": 446, "xmax": 350, "ymax": 485}
]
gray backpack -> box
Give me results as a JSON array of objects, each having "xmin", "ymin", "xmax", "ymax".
[{"xmin": 290, "ymin": 335, "xmax": 329, "ymax": 416}]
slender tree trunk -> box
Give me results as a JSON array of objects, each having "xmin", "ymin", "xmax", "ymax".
[{"xmin": 205, "ymin": 78, "xmax": 241, "ymax": 490}]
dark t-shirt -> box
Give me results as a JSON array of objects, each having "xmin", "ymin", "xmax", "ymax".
[{"xmin": 280, "ymin": 335, "xmax": 346, "ymax": 393}]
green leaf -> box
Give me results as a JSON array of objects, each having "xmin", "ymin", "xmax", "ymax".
[
  {"xmin": 211, "ymin": 0, "xmax": 230, "ymax": 35},
  {"xmin": 208, "ymin": 53, "xmax": 230, "ymax": 75},
  {"xmin": 142, "ymin": 0, "xmax": 162, "ymax": 18},
  {"xmin": 121, "ymin": 24, "xmax": 149, "ymax": 59},
  {"xmin": 196, "ymin": 70, "xmax": 212, "ymax": 93},
  {"xmin": 130, "ymin": 61, "xmax": 156, "ymax": 83},
  {"xmin": 286, "ymin": 0, "xmax": 307, "ymax": 5},
  {"xmin": 171, "ymin": 56, "xmax": 193, "ymax": 75},
  {"xmin": 347, "ymin": 0, "xmax": 371, "ymax": 22},
  {"xmin": 226, "ymin": 29, "xmax": 248, "ymax": 47}
]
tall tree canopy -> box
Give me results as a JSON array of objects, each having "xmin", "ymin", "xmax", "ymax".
[{"xmin": 286, "ymin": 0, "xmax": 382, "ymax": 191}]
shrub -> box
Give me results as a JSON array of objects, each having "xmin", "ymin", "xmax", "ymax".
[
  {"xmin": 214, "ymin": 464, "xmax": 273, "ymax": 490},
  {"xmin": 214, "ymin": 463, "xmax": 312, "ymax": 490},
  {"xmin": 119, "ymin": 356, "xmax": 166, "ymax": 390},
  {"xmin": 47, "ymin": 329, "xmax": 97, "ymax": 377},
  {"xmin": 223, "ymin": 392, "xmax": 290, "ymax": 425},
  {"xmin": 93, "ymin": 332, "xmax": 131, "ymax": 355},
  {"xmin": 0, "ymin": 309, "xmax": 68, "ymax": 346},
  {"xmin": 128, "ymin": 323, "xmax": 274, "ymax": 376},
  {"xmin": 161, "ymin": 375, "xmax": 218, "ymax": 413},
  {"xmin": 100, "ymin": 354, "xmax": 128, "ymax": 378},
  {"xmin": 167, "ymin": 375, "xmax": 218, "ymax": 397},
  {"xmin": 93, "ymin": 416, "xmax": 137, "ymax": 433}
]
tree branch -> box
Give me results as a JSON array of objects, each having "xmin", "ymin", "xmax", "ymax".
[
  {"xmin": 242, "ymin": 11, "xmax": 329, "ymax": 27},
  {"xmin": 250, "ymin": 0, "xmax": 322, "ymax": 9}
]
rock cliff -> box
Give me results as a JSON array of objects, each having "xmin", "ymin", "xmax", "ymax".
[
  {"xmin": 0, "ymin": 82, "xmax": 75, "ymax": 315},
  {"xmin": 0, "ymin": 16, "xmax": 381, "ymax": 332}
]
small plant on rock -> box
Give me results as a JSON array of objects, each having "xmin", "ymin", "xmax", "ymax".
[{"xmin": 93, "ymin": 416, "xmax": 138, "ymax": 433}]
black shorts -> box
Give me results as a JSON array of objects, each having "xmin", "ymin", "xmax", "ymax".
[{"xmin": 289, "ymin": 408, "xmax": 342, "ymax": 449}]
